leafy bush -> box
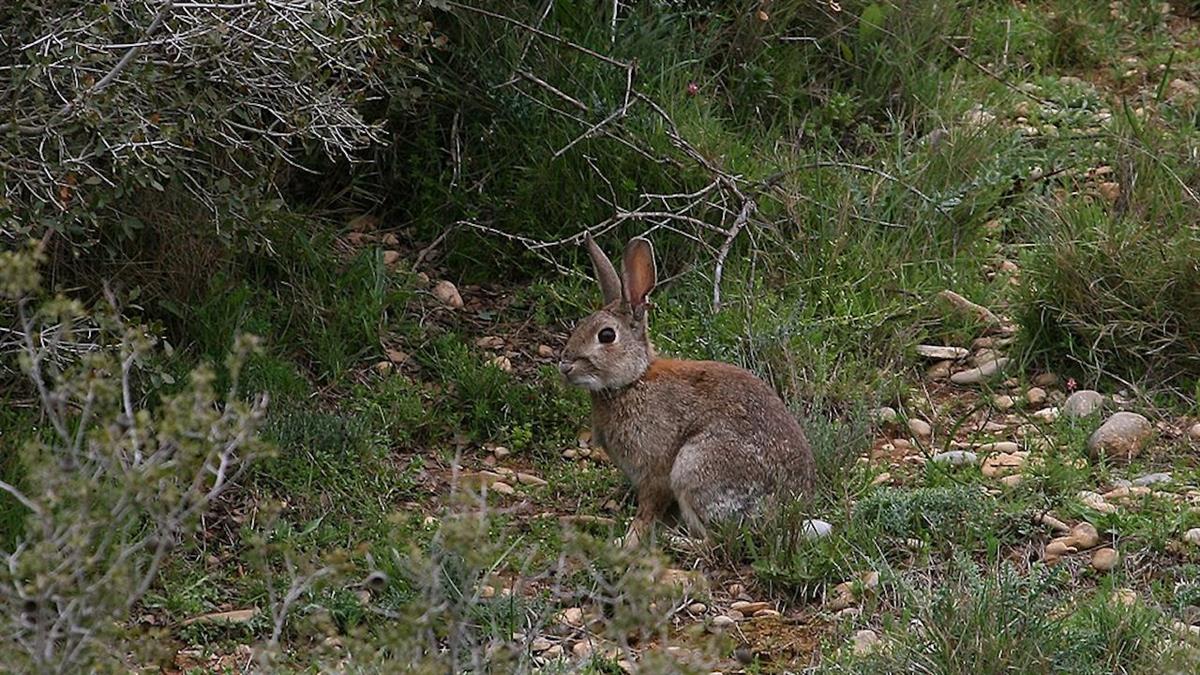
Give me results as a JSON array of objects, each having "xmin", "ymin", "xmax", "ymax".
[
  {"xmin": 0, "ymin": 250, "xmax": 268, "ymax": 672},
  {"xmin": 0, "ymin": 0, "xmax": 423, "ymax": 290}
]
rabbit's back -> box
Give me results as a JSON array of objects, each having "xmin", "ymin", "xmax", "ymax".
[{"xmin": 593, "ymin": 359, "xmax": 814, "ymax": 520}]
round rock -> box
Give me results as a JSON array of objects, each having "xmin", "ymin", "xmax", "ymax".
[
  {"xmin": 1087, "ymin": 412, "xmax": 1153, "ymax": 461},
  {"xmin": 1183, "ymin": 528, "xmax": 1200, "ymax": 546},
  {"xmin": 1063, "ymin": 390, "xmax": 1104, "ymax": 418},
  {"xmin": 1189, "ymin": 422, "xmax": 1200, "ymax": 442},
  {"xmin": 908, "ymin": 418, "xmax": 932, "ymax": 438},
  {"xmin": 1090, "ymin": 547, "xmax": 1120, "ymax": 572},
  {"xmin": 801, "ymin": 519, "xmax": 833, "ymax": 539}
]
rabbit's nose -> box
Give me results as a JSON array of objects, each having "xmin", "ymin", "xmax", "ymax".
[{"xmin": 558, "ymin": 361, "xmax": 575, "ymax": 376}]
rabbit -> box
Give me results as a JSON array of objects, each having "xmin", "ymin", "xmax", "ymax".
[{"xmin": 558, "ymin": 233, "xmax": 816, "ymax": 548}]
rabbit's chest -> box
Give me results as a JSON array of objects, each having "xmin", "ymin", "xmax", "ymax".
[{"xmin": 591, "ymin": 408, "xmax": 678, "ymax": 487}]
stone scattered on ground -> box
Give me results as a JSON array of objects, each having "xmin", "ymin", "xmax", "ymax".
[
  {"xmin": 687, "ymin": 602, "xmax": 707, "ymax": 614},
  {"xmin": 537, "ymin": 344, "xmax": 556, "ymax": 358},
  {"xmin": 950, "ymin": 357, "xmax": 1010, "ymax": 385},
  {"xmin": 932, "ymin": 450, "xmax": 977, "ymax": 466},
  {"xmin": 1037, "ymin": 514, "xmax": 1071, "ymax": 534},
  {"xmin": 491, "ymin": 445, "xmax": 511, "ymax": 459},
  {"xmin": 1088, "ymin": 412, "xmax": 1153, "ymax": 460},
  {"xmin": 1079, "ymin": 491, "xmax": 1118, "ymax": 514},
  {"xmin": 981, "ymin": 451, "xmax": 1027, "ymax": 478},
  {"xmin": 1065, "ymin": 522, "xmax": 1100, "ymax": 549},
  {"xmin": 1189, "ymin": 422, "xmax": 1200, "ymax": 442},
  {"xmin": 730, "ymin": 601, "xmax": 772, "ymax": 615},
  {"xmin": 558, "ymin": 607, "xmax": 584, "ymax": 627},
  {"xmin": 907, "ymin": 418, "xmax": 932, "ymax": 438},
  {"xmin": 1183, "ymin": 529, "xmax": 1200, "ymax": 546},
  {"xmin": 915, "ymin": 345, "xmax": 969, "ymax": 360},
  {"xmin": 516, "ymin": 472, "xmax": 548, "ymax": 487},
  {"xmin": 851, "ymin": 629, "xmax": 882, "ymax": 656},
  {"xmin": 432, "ymin": 280, "xmax": 464, "ymax": 308},
  {"xmin": 1031, "ymin": 407, "xmax": 1059, "ymax": 423},
  {"xmin": 1091, "ymin": 547, "xmax": 1120, "ymax": 572},
  {"xmin": 975, "ymin": 441, "xmax": 1019, "ymax": 453},
  {"xmin": 709, "ymin": 615, "xmax": 736, "ymax": 631},
  {"xmin": 1026, "ymin": 387, "xmax": 1047, "ymax": 406},
  {"xmin": 993, "ymin": 395, "xmax": 1015, "ymax": 411},
  {"xmin": 1112, "ymin": 588, "xmax": 1138, "ymax": 607},
  {"xmin": 871, "ymin": 407, "xmax": 899, "ymax": 425},
  {"xmin": 490, "ymin": 481, "xmax": 515, "ymax": 496},
  {"xmin": 1132, "ymin": 472, "xmax": 1171, "ymax": 487},
  {"xmin": 1063, "ymin": 390, "xmax": 1104, "ymax": 418}
]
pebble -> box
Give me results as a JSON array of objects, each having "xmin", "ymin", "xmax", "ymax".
[
  {"xmin": 530, "ymin": 637, "xmax": 553, "ymax": 652},
  {"xmin": 730, "ymin": 601, "xmax": 772, "ymax": 614},
  {"xmin": 975, "ymin": 441, "xmax": 1019, "ymax": 453},
  {"xmin": 559, "ymin": 607, "xmax": 584, "ymax": 626},
  {"xmin": 1044, "ymin": 540, "xmax": 1075, "ymax": 563},
  {"xmin": 1038, "ymin": 514, "xmax": 1071, "ymax": 533},
  {"xmin": 1183, "ymin": 528, "xmax": 1200, "ymax": 546},
  {"xmin": 516, "ymin": 472, "xmax": 548, "ymax": 487},
  {"xmin": 872, "ymin": 472, "xmax": 892, "ymax": 486},
  {"xmin": 537, "ymin": 344, "xmax": 556, "ymax": 358},
  {"xmin": 687, "ymin": 602, "xmax": 707, "ymax": 614},
  {"xmin": 710, "ymin": 615, "xmax": 736, "ymax": 630},
  {"xmin": 1131, "ymin": 472, "xmax": 1171, "ymax": 487},
  {"xmin": 1079, "ymin": 493, "xmax": 1117, "ymax": 514},
  {"xmin": 1026, "ymin": 387, "xmax": 1047, "ymax": 406},
  {"xmin": 1088, "ymin": 412, "xmax": 1153, "ymax": 460},
  {"xmin": 931, "ymin": 450, "xmax": 978, "ymax": 466},
  {"xmin": 490, "ymin": 481, "xmax": 515, "ymax": 496},
  {"xmin": 927, "ymin": 360, "xmax": 953, "ymax": 380},
  {"xmin": 950, "ymin": 358, "xmax": 1010, "ymax": 385},
  {"xmin": 1063, "ymin": 390, "xmax": 1104, "ymax": 418},
  {"xmin": 1189, "ymin": 422, "xmax": 1200, "ymax": 442},
  {"xmin": 1033, "ymin": 373, "xmax": 1059, "ymax": 387},
  {"xmin": 1031, "ymin": 407, "xmax": 1059, "ymax": 423},
  {"xmin": 432, "ymin": 280, "xmax": 464, "ymax": 308},
  {"xmin": 562, "ymin": 448, "xmax": 578, "ymax": 459},
  {"xmin": 1068, "ymin": 522, "xmax": 1101, "ymax": 549},
  {"xmin": 908, "ymin": 418, "xmax": 932, "ymax": 438},
  {"xmin": 916, "ymin": 345, "xmax": 969, "ymax": 360},
  {"xmin": 1000, "ymin": 475, "xmax": 1023, "ymax": 488},
  {"xmin": 492, "ymin": 446, "xmax": 511, "ymax": 459},
  {"xmin": 726, "ymin": 609, "xmax": 744, "ymax": 621},
  {"xmin": 993, "ymin": 395, "xmax": 1015, "ymax": 411},
  {"xmin": 1091, "ymin": 547, "xmax": 1120, "ymax": 572},
  {"xmin": 982, "ymin": 452, "xmax": 1026, "ymax": 477},
  {"xmin": 801, "ymin": 519, "xmax": 833, "ymax": 539},
  {"xmin": 754, "ymin": 609, "xmax": 782, "ymax": 619},
  {"xmin": 852, "ymin": 629, "xmax": 881, "ymax": 656},
  {"xmin": 1111, "ymin": 588, "xmax": 1138, "ymax": 607},
  {"xmin": 488, "ymin": 355, "xmax": 513, "ymax": 372},
  {"xmin": 871, "ymin": 407, "xmax": 899, "ymax": 425}
]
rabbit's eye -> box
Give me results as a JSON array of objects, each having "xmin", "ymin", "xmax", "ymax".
[{"xmin": 598, "ymin": 327, "xmax": 617, "ymax": 344}]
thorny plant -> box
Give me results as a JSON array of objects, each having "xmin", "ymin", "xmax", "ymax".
[
  {"xmin": 0, "ymin": 246, "xmax": 269, "ymax": 673},
  {"xmin": 0, "ymin": 0, "xmax": 423, "ymax": 244}
]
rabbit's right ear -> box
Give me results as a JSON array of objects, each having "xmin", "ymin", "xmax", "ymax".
[{"xmin": 585, "ymin": 233, "xmax": 622, "ymax": 305}]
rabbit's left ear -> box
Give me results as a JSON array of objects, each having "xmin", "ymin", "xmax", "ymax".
[
  {"xmin": 621, "ymin": 237, "xmax": 656, "ymax": 318},
  {"xmin": 585, "ymin": 232, "xmax": 622, "ymax": 306}
]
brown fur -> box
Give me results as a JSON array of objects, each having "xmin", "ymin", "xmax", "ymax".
[{"xmin": 560, "ymin": 236, "xmax": 816, "ymax": 547}]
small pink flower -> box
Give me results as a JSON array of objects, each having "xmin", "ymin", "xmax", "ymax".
[
  {"xmin": 686, "ymin": 82, "xmax": 699, "ymax": 97},
  {"xmin": 1066, "ymin": 377, "xmax": 1077, "ymax": 392}
]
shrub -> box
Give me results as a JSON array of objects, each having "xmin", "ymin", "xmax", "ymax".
[{"xmin": 0, "ymin": 249, "xmax": 268, "ymax": 672}]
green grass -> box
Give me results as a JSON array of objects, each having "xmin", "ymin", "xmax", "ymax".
[{"xmin": 7, "ymin": 0, "xmax": 1200, "ymax": 670}]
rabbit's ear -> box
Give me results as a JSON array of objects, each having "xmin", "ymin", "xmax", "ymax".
[
  {"xmin": 585, "ymin": 233, "xmax": 622, "ymax": 305},
  {"xmin": 621, "ymin": 237, "xmax": 656, "ymax": 317}
]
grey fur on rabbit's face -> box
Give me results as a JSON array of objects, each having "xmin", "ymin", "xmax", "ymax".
[
  {"xmin": 559, "ymin": 306, "xmax": 653, "ymax": 391},
  {"xmin": 560, "ymin": 234, "xmax": 816, "ymax": 549}
]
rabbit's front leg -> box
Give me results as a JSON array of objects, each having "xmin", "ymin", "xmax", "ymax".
[{"xmin": 620, "ymin": 482, "xmax": 672, "ymax": 549}]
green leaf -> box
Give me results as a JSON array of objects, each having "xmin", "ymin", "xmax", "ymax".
[{"xmin": 858, "ymin": 3, "xmax": 888, "ymax": 45}]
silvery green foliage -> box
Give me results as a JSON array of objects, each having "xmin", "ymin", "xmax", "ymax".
[
  {"xmin": 0, "ymin": 0, "xmax": 422, "ymax": 245},
  {"xmin": 0, "ymin": 264, "xmax": 269, "ymax": 672}
]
